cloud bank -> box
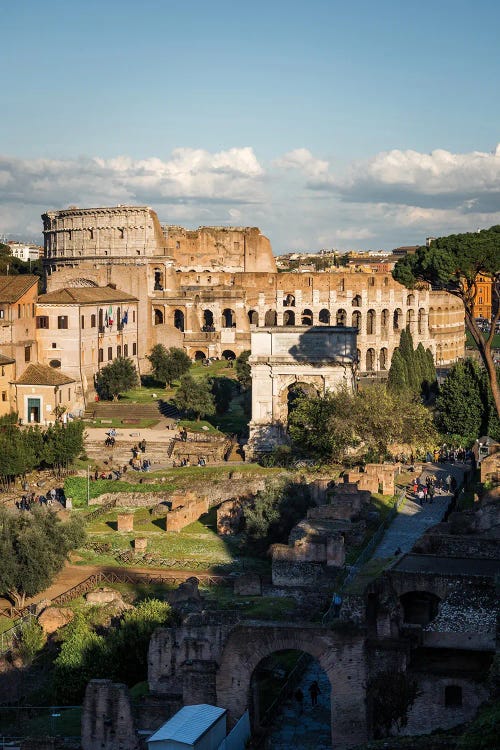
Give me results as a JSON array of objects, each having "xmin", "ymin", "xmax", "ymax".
[{"xmin": 1, "ymin": 144, "xmax": 500, "ymax": 251}]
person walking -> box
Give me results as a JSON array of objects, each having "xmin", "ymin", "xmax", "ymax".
[{"xmin": 309, "ymin": 680, "xmax": 321, "ymax": 707}]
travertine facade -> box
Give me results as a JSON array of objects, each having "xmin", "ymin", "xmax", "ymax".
[{"xmin": 42, "ymin": 206, "xmax": 465, "ymax": 382}]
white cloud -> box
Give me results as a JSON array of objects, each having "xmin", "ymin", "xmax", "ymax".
[{"xmin": 274, "ymin": 148, "xmax": 331, "ymax": 180}]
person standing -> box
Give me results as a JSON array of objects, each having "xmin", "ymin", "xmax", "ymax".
[{"xmin": 309, "ymin": 680, "xmax": 321, "ymax": 707}]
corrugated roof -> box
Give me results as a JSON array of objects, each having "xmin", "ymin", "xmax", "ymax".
[
  {"xmin": 0, "ymin": 276, "xmax": 39, "ymax": 303},
  {"xmin": 38, "ymin": 286, "xmax": 138, "ymax": 305},
  {"xmin": 14, "ymin": 363, "xmax": 75, "ymax": 386},
  {"xmin": 147, "ymin": 704, "xmax": 226, "ymax": 745}
]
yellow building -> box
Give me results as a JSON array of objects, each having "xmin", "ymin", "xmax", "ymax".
[{"xmin": 473, "ymin": 274, "xmax": 493, "ymax": 320}]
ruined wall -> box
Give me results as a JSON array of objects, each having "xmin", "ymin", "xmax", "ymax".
[
  {"xmin": 81, "ymin": 679, "xmax": 138, "ymax": 750},
  {"xmin": 166, "ymin": 496, "xmax": 209, "ymax": 532}
]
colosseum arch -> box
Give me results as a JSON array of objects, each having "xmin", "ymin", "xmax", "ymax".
[
  {"xmin": 366, "ymin": 348, "xmax": 376, "ymax": 371},
  {"xmin": 203, "ymin": 309, "xmax": 214, "ymax": 329},
  {"xmin": 319, "ymin": 308, "xmax": 330, "ymax": 324},
  {"xmin": 336, "ymin": 309, "xmax": 347, "ymax": 326},
  {"xmin": 301, "ymin": 308, "xmax": 313, "ymax": 325},
  {"xmin": 379, "ymin": 347, "xmax": 388, "ymax": 370},
  {"xmin": 283, "ymin": 310, "xmax": 295, "ymax": 325},
  {"xmin": 381, "ymin": 308, "xmax": 389, "ymax": 333},
  {"xmin": 393, "ymin": 308, "xmax": 403, "ymax": 330},
  {"xmin": 173, "ymin": 309, "xmax": 185, "ymax": 332},
  {"xmin": 407, "ymin": 293, "xmax": 415, "ymax": 306},
  {"xmin": 283, "ymin": 293, "xmax": 295, "ymax": 307},
  {"xmin": 222, "ymin": 308, "xmax": 235, "ymax": 328},
  {"xmin": 352, "ymin": 310, "xmax": 361, "ymax": 330},
  {"xmin": 406, "ymin": 308, "xmax": 415, "ymax": 328},
  {"xmin": 248, "ymin": 309, "xmax": 259, "ymax": 326},
  {"xmin": 264, "ymin": 309, "xmax": 277, "ymax": 326},
  {"xmin": 215, "ymin": 623, "xmax": 368, "ymax": 749},
  {"xmin": 153, "ymin": 307, "xmax": 164, "ymax": 325},
  {"xmin": 418, "ymin": 308, "xmax": 427, "ymax": 334},
  {"xmin": 366, "ymin": 309, "xmax": 376, "ymax": 335},
  {"xmin": 352, "ymin": 294, "xmax": 362, "ymax": 307}
]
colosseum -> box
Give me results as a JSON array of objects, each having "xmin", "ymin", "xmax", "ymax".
[{"xmin": 42, "ymin": 205, "xmax": 465, "ymax": 376}]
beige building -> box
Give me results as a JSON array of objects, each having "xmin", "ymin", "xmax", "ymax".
[
  {"xmin": 0, "ymin": 275, "xmax": 39, "ymax": 376},
  {"xmin": 12, "ymin": 363, "xmax": 75, "ymax": 425},
  {"xmin": 0, "ymin": 353, "xmax": 16, "ymax": 417},
  {"xmin": 41, "ymin": 206, "xmax": 465, "ymax": 377},
  {"xmin": 35, "ymin": 286, "xmax": 139, "ymax": 415}
]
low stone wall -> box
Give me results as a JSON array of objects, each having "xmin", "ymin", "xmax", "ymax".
[
  {"xmin": 271, "ymin": 557, "xmax": 324, "ymax": 586},
  {"xmin": 89, "ymin": 491, "xmax": 167, "ymax": 508},
  {"xmin": 415, "ymin": 533, "xmax": 500, "ymax": 559},
  {"xmin": 166, "ymin": 497, "xmax": 209, "ymax": 532}
]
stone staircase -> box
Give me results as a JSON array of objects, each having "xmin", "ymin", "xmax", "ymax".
[
  {"xmin": 85, "ymin": 436, "xmax": 175, "ymax": 470},
  {"xmin": 84, "ymin": 401, "xmax": 162, "ymax": 421}
]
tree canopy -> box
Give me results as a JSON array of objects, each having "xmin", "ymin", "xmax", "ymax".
[
  {"xmin": 387, "ymin": 329, "xmax": 436, "ymax": 398},
  {"xmin": 392, "ymin": 226, "xmax": 500, "ymax": 417},
  {"xmin": 0, "ymin": 508, "xmax": 85, "ymax": 607},
  {"xmin": 147, "ymin": 345, "xmax": 191, "ymax": 387},
  {"xmin": 174, "ymin": 374, "xmax": 215, "ymax": 420},
  {"xmin": 235, "ymin": 350, "xmax": 251, "ymax": 390},
  {"xmin": 95, "ymin": 356, "xmax": 139, "ymax": 400}
]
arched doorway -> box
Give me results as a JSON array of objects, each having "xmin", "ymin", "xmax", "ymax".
[
  {"xmin": 153, "ymin": 308, "xmax": 164, "ymax": 325},
  {"xmin": 203, "ymin": 309, "xmax": 214, "ymax": 331},
  {"xmin": 336, "ymin": 309, "xmax": 347, "ymax": 326},
  {"xmin": 366, "ymin": 348, "xmax": 376, "ymax": 371},
  {"xmin": 318, "ymin": 309, "xmax": 330, "ymax": 324},
  {"xmin": 248, "ymin": 310, "xmax": 259, "ymax": 326},
  {"xmin": 379, "ymin": 347, "xmax": 388, "ymax": 370},
  {"xmin": 222, "ymin": 350, "xmax": 236, "ymax": 360},
  {"xmin": 250, "ymin": 650, "xmax": 331, "ymax": 746},
  {"xmin": 222, "ymin": 308, "xmax": 236, "ymax": 328},
  {"xmin": 301, "ymin": 308, "xmax": 313, "ymax": 325},
  {"xmin": 173, "ymin": 309, "xmax": 184, "ymax": 331},
  {"xmin": 194, "ymin": 350, "xmax": 206, "ymax": 361},
  {"xmin": 283, "ymin": 310, "xmax": 295, "ymax": 326},
  {"xmin": 393, "ymin": 308, "xmax": 403, "ymax": 330},
  {"xmin": 265, "ymin": 309, "xmax": 277, "ymax": 326}
]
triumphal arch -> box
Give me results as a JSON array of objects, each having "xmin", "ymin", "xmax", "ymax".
[{"xmin": 246, "ymin": 326, "xmax": 357, "ymax": 457}]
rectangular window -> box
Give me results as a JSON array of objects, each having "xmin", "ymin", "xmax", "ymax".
[
  {"xmin": 24, "ymin": 346, "xmax": 31, "ymax": 363},
  {"xmin": 0, "ymin": 309, "xmax": 4, "ymax": 319},
  {"xmin": 117, "ymin": 345, "xmax": 122, "ymax": 357},
  {"xmin": 133, "ymin": 310, "xmax": 136, "ymax": 323},
  {"xmin": 18, "ymin": 304, "xmax": 21, "ymax": 319},
  {"xmin": 57, "ymin": 316, "xmax": 68, "ymax": 329},
  {"xmin": 1, "ymin": 392, "xmax": 6, "ymax": 402},
  {"xmin": 91, "ymin": 314, "xmax": 96, "ymax": 328},
  {"xmin": 81, "ymin": 315, "xmax": 85, "ymax": 329},
  {"xmin": 108, "ymin": 347, "xmax": 113, "ymax": 360},
  {"xmin": 36, "ymin": 316, "xmax": 49, "ymax": 329},
  {"xmin": 98, "ymin": 348, "xmax": 103, "ymax": 363},
  {"xmin": 124, "ymin": 344, "xmax": 128, "ymax": 357},
  {"xmin": 132, "ymin": 342, "xmax": 137, "ymax": 356}
]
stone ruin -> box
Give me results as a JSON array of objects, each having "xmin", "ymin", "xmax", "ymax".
[{"xmin": 82, "ymin": 679, "xmax": 138, "ymax": 750}]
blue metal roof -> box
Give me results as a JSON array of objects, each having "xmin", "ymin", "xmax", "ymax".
[{"xmin": 148, "ymin": 704, "xmax": 226, "ymax": 746}]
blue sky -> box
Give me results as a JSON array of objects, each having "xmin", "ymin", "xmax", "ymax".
[{"xmin": 2, "ymin": 0, "xmax": 500, "ymax": 251}]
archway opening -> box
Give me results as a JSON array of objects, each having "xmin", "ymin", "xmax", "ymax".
[
  {"xmin": 153, "ymin": 308, "xmax": 164, "ymax": 325},
  {"xmin": 194, "ymin": 350, "xmax": 206, "ymax": 361},
  {"xmin": 352, "ymin": 310, "xmax": 361, "ymax": 330},
  {"xmin": 265, "ymin": 309, "xmax": 277, "ymax": 326},
  {"xmin": 283, "ymin": 310, "xmax": 295, "ymax": 326},
  {"xmin": 352, "ymin": 294, "xmax": 362, "ymax": 307},
  {"xmin": 173, "ymin": 309, "xmax": 184, "ymax": 332},
  {"xmin": 319, "ymin": 309, "xmax": 330, "ymax": 324},
  {"xmin": 393, "ymin": 308, "xmax": 403, "ymax": 330},
  {"xmin": 249, "ymin": 650, "xmax": 331, "ymax": 746},
  {"xmin": 203, "ymin": 309, "xmax": 214, "ymax": 331},
  {"xmin": 301, "ymin": 308, "xmax": 313, "ymax": 325},
  {"xmin": 379, "ymin": 347, "xmax": 388, "ymax": 371},
  {"xmin": 222, "ymin": 350, "xmax": 236, "ymax": 361},
  {"xmin": 400, "ymin": 591, "xmax": 441, "ymax": 626},
  {"xmin": 366, "ymin": 348, "xmax": 376, "ymax": 371},
  {"xmin": 336, "ymin": 309, "xmax": 347, "ymax": 326},
  {"xmin": 222, "ymin": 308, "xmax": 236, "ymax": 328},
  {"xmin": 283, "ymin": 293, "xmax": 295, "ymax": 307},
  {"xmin": 367, "ymin": 309, "xmax": 376, "ymax": 335},
  {"xmin": 153, "ymin": 269, "xmax": 164, "ymax": 291},
  {"xmin": 248, "ymin": 309, "xmax": 259, "ymax": 326}
]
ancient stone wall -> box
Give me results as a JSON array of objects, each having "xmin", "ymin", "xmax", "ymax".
[
  {"xmin": 81, "ymin": 679, "xmax": 138, "ymax": 750},
  {"xmin": 165, "ymin": 496, "xmax": 209, "ymax": 532}
]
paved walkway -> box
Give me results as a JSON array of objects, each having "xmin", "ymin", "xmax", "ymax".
[
  {"xmin": 264, "ymin": 659, "xmax": 332, "ymax": 750},
  {"xmin": 373, "ymin": 462, "xmax": 467, "ymax": 559}
]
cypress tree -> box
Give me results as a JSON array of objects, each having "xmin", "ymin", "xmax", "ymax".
[
  {"xmin": 387, "ymin": 348, "xmax": 408, "ymax": 394},
  {"xmin": 436, "ymin": 359, "xmax": 483, "ymax": 441}
]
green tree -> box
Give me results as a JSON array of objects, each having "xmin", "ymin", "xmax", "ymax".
[
  {"xmin": 95, "ymin": 356, "xmax": 139, "ymax": 400},
  {"xmin": 0, "ymin": 509, "xmax": 85, "ymax": 607},
  {"xmin": 436, "ymin": 359, "xmax": 484, "ymax": 442},
  {"xmin": 367, "ymin": 670, "xmax": 421, "ymax": 737},
  {"xmin": 210, "ymin": 376, "xmax": 235, "ymax": 415},
  {"xmin": 387, "ymin": 348, "xmax": 408, "ymax": 394},
  {"xmin": 235, "ymin": 350, "xmax": 251, "ymax": 390},
  {"xmin": 147, "ymin": 345, "xmax": 191, "ymax": 387},
  {"xmin": 398, "ymin": 328, "xmax": 419, "ymax": 393},
  {"xmin": 288, "ymin": 388, "xmax": 357, "ymax": 462},
  {"xmin": 53, "ymin": 612, "xmax": 107, "ymax": 703},
  {"xmin": 17, "ymin": 618, "xmax": 46, "ymax": 665},
  {"xmin": 43, "ymin": 421, "xmax": 85, "ymax": 473},
  {"xmin": 393, "ymin": 226, "xmax": 500, "ymax": 417},
  {"xmin": 175, "ymin": 374, "xmax": 215, "ymax": 420}
]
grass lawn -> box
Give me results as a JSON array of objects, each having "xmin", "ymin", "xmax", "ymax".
[
  {"xmin": 177, "ymin": 419, "xmax": 221, "ymax": 434},
  {"xmin": 211, "ymin": 391, "xmax": 249, "ymax": 436},
  {"xmin": 0, "ymin": 705, "xmax": 82, "ymax": 737},
  {"xmin": 0, "ymin": 615, "xmax": 14, "ymax": 635},
  {"xmin": 466, "ymin": 330, "xmax": 500, "ymax": 350},
  {"xmin": 64, "ymin": 476, "xmax": 175, "ymax": 508},
  {"xmin": 88, "ymin": 417, "xmax": 160, "ymax": 429}
]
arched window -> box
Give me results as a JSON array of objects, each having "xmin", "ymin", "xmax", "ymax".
[
  {"xmin": 407, "ymin": 293, "xmax": 415, "ymax": 306},
  {"xmin": 264, "ymin": 309, "xmax": 277, "ymax": 326},
  {"xmin": 203, "ymin": 310, "xmax": 214, "ymax": 331},
  {"xmin": 153, "ymin": 269, "xmax": 164, "ymax": 291},
  {"xmin": 352, "ymin": 294, "xmax": 362, "ymax": 307},
  {"xmin": 283, "ymin": 310, "xmax": 295, "ymax": 325},
  {"xmin": 379, "ymin": 348, "xmax": 388, "ymax": 370},
  {"xmin": 367, "ymin": 309, "xmax": 376, "ymax": 335},
  {"xmin": 91, "ymin": 314, "xmax": 96, "ymax": 328},
  {"xmin": 301, "ymin": 309, "xmax": 313, "ymax": 325},
  {"xmin": 222, "ymin": 308, "xmax": 235, "ymax": 328},
  {"xmin": 318, "ymin": 309, "xmax": 330, "ymax": 324},
  {"xmin": 381, "ymin": 309, "xmax": 389, "ymax": 331},
  {"xmin": 393, "ymin": 308, "xmax": 403, "ymax": 330},
  {"xmin": 352, "ymin": 311, "xmax": 361, "ymax": 329},
  {"xmin": 283, "ymin": 293, "xmax": 295, "ymax": 307},
  {"xmin": 154, "ymin": 308, "xmax": 164, "ymax": 325},
  {"xmin": 248, "ymin": 310, "xmax": 259, "ymax": 326},
  {"xmin": 418, "ymin": 308, "xmax": 426, "ymax": 334},
  {"xmin": 174, "ymin": 309, "xmax": 185, "ymax": 331},
  {"xmin": 336, "ymin": 309, "xmax": 347, "ymax": 326},
  {"xmin": 366, "ymin": 348, "xmax": 376, "ymax": 371},
  {"xmin": 406, "ymin": 309, "xmax": 415, "ymax": 328}
]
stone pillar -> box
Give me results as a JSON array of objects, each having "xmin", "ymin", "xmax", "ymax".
[
  {"xmin": 81, "ymin": 679, "xmax": 138, "ymax": 750},
  {"xmin": 182, "ymin": 660, "xmax": 217, "ymax": 705},
  {"xmin": 117, "ymin": 514, "xmax": 134, "ymax": 532}
]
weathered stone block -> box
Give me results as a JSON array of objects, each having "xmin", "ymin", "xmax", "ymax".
[
  {"xmin": 117, "ymin": 513, "xmax": 134, "ymax": 532},
  {"xmin": 134, "ymin": 537, "xmax": 147, "ymax": 552},
  {"xmin": 38, "ymin": 607, "xmax": 74, "ymax": 634}
]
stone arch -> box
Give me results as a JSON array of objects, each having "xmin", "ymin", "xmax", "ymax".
[
  {"xmin": 216, "ymin": 624, "xmax": 368, "ymax": 748},
  {"xmin": 366, "ymin": 348, "xmax": 376, "ymax": 371},
  {"xmin": 407, "ymin": 293, "xmax": 415, "ymax": 306},
  {"xmin": 222, "ymin": 350, "xmax": 236, "ymax": 360},
  {"xmin": 318, "ymin": 309, "xmax": 330, "ymax": 324},
  {"xmin": 418, "ymin": 308, "xmax": 426, "ymax": 334},
  {"xmin": 222, "ymin": 308, "xmax": 235, "ymax": 328},
  {"xmin": 393, "ymin": 308, "xmax": 403, "ymax": 330},
  {"xmin": 283, "ymin": 293, "xmax": 295, "ymax": 307},
  {"xmin": 352, "ymin": 294, "xmax": 362, "ymax": 307},
  {"xmin": 193, "ymin": 349, "xmax": 207, "ymax": 361},
  {"xmin": 352, "ymin": 310, "xmax": 361, "ymax": 330},
  {"xmin": 286, "ymin": 381, "xmax": 318, "ymax": 421},
  {"xmin": 153, "ymin": 307, "xmax": 164, "ymax": 325},
  {"xmin": 406, "ymin": 308, "xmax": 415, "ymax": 328},
  {"xmin": 264, "ymin": 309, "xmax": 277, "ymax": 326},
  {"xmin": 153, "ymin": 268, "xmax": 164, "ymax": 291},
  {"xmin": 336, "ymin": 309, "xmax": 347, "ymax": 326},
  {"xmin": 173, "ymin": 309, "xmax": 184, "ymax": 332},
  {"xmin": 381, "ymin": 308, "xmax": 389, "ymax": 333},
  {"xmin": 283, "ymin": 310, "xmax": 295, "ymax": 326},
  {"xmin": 379, "ymin": 347, "xmax": 388, "ymax": 370},
  {"xmin": 203, "ymin": 309, "xmax": 214, "ymax": 329},
  {"xmin": 366, "ymin": 309, "xmax": 376, "ymax": 335},
  {"xmin": 248, "ymin": 309, "xmax": 259, "ymax": 326},
  {"xmin": 301, "ymin": 308, "xmax": 313, "ymax": 325}
]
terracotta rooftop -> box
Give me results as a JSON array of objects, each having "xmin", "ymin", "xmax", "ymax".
[
  {"xmin": 14, "ymin": 363, "xmax": 75, "ymax": 386},
  {"xmin": 38, "ymin": 286, "xmax": 138, "ymax": 305},
  {"xmin": 0, "ymin": 275, "xmax": 39, "ymax": 303}
]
